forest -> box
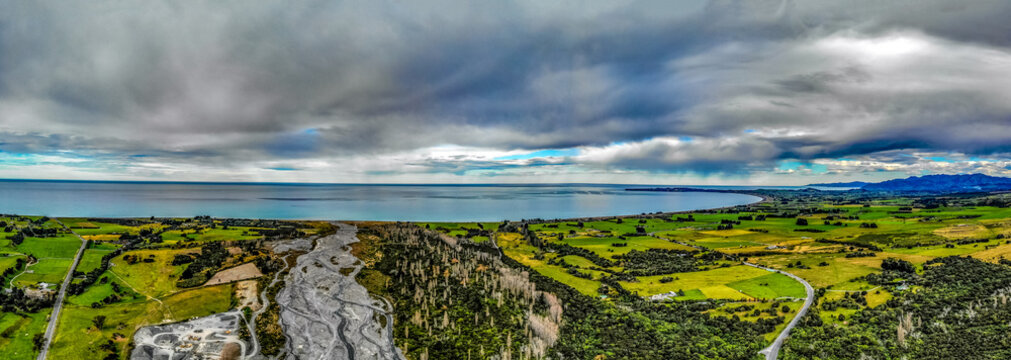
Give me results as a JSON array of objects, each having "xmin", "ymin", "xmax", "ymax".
[{"xmin": 783, "ymin": 256, "xmax": 1011, "ymax": 359}]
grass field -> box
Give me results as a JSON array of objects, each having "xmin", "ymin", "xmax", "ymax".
[
  {"xmin": 559, "ymin": 255, "xmax": 597, "ymax": 268},
  {"xmin": 14, "ymin": 258, "xmax": 73, "ymax": 287},
  {"xmin": 108, "ymin": 249, "xmax": 195, "ymax": 298},
  {"xmin": 749, "ymin": 253, "xmax": 878, "ymax": 289},
  {"xmin": 621, "ymin": 265, "xmax": 804, "ymax": 300},
  {"xmin": 556, "ymin": 235, "xmax": 696, "ymax": 259},
  {"xmin": 727, "ymin": 273, "xmax": 807, "ymax": 299},
  {"xmin": 66, "ymin": 274, "xmax": 144, "ymax": 307},
  {"xmin": 0, "ymin": 255, "xmax": 25, "ymax": 273},
  {"xmin": 76, "ymin": 247, "xmax": 115, "ymax": 274},
  {"xmin": 0, "ymin": 215, "xmax": 317, "ymax": 359},
  {"xmin": 59, "ymin": 218, "xmax": 171, "ymax": 237},
  {"xmin": 50, "ymin": 284, "xmax": 234, "ymax": 359},
  {"xmin": 0, "ymin": 309, "xmax": 51, "ymax": 360},
  {"xmin": 14, "ymin": 235, "xmax": 80, "ymax": 259},
  {"xmin": 497, "ymin": 233, "xmax": 604, "ymax": 296},
  {"xmin": 160, "ymin": 227, "xmax": 262, "ymax": 244}
]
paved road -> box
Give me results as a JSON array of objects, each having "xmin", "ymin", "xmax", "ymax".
[
  {"xmin": 36, "ymin": 220, "xmax": 88, "ymax": 360},
  {"xmin": 744, "ymin": 263, "xmax": 815, "ymax": 360}
]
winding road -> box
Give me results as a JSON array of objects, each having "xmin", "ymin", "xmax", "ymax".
[
  {"xmin": 744, "ymin": 262, "xmax": 815, "ymax": 360},
  {"xmin": 652, "ymin": 233, "xmax": 815, "ymax": 359},
  {"xmin": 241, "ymin": 258, "xmax": 287, "ymax": 359},
  {"xmin": 36, "ymin": 220, "xmax": 87, "ymax": 360}
]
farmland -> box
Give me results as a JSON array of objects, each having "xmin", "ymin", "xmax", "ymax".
[
  {"xmin": 0, "ymin": 215, "xmax": 318, "ymax": 359},
  {"xmin": 421, "ymin": 190, "xmax": 1011, "ymax": 349},
  {"xmin": 3, "ymin": 188, "xmax": 1011, "ymax": 359}
]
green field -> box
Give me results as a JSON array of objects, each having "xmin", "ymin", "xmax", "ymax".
[
  {"xmin": 0, "ymin": 309, "xmax": 51, "ymax": 360},
  {"xmin": 108, "ymin": 249, "xmax": 194, "ymax": 298},
  {"xmin": 497, "ymin": 233, "xmax": 605, "ymax": 296},
  {"xmin": 0, "ymin": 215, "xmax": 315, "ymax": 359},
  {"xmin": 0, "ymin": 255, "xmax": 25, "ymax": 273},
  {"xmin": 50, "ymin": 284, "xmax": 234, "ymax": 359},
  {"xmin": 76, "ymin": 244, "xmax": 119, "ymax": 274},
  {"xmin": 160, "ymin": 227, "xmax": 261, "ymax": 244},
  {"xmin": 14, "ymin": 235, "xmax": 80, "ymax": 259},
  {"xmin": 59, "ymin": 218, "xmax": 141, "ymax": 236},
  {"xmin": 13, "ymin": 258, "xmax": 73, "ymax": 287},
  {"xmin": 621, "ymin": 265, "xmax": 802, "ymax": 300},
  {"xmin": 556, "ymin": 235, "xmax": 696, "ymax": 259},
  {"xmin": 66, "ymin": 274, "xmax": 144, "ymax": 307},
  {"xmin": 727, "ymin": 273, "xmax": 807, "ymax": 299},
  {"xmin": 423, "ymin": 196, "xmax": 1011, "ymax": 328},
  {"xmin": 5, "ymin": 193, "xmax": 1011, "ymax": 358}
]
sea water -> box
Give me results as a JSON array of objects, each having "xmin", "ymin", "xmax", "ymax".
[{"xmin": 0, "ymin": 180, "xmax": 769, "ymax": 221}]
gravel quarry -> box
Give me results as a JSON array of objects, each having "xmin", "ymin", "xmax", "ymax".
[
  {"xmin": 275, "ymin": 223, "xmax": 403, "ymax": 360},
  {"xmin": 131, "ymin": 310, "xmax": 248, "ymax": 360}
]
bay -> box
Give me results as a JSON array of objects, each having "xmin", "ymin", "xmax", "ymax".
[{"xmin": 0, "ymin": 180, "xmax": 769, "ymax": 221}]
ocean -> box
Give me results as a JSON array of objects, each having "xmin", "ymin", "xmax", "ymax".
[{"xmin": 0, "ymin": 180, "xmax": 785, "ymax": 221}]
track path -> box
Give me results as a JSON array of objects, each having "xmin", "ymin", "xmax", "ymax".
[
  {"xmin": 243, "ymin": 256, "xmax": 288, "ymax": 359},
  {"xmin": 744, "ymin": 263, "xmax": 815, "ymax": 360},
  {"xmin": 36, "ymin": 220, "xmax": 87, "ymax": 360}
]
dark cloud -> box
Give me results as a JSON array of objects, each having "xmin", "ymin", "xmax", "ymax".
[{"xmin": 1, "ymin": 0, "xmax": 1010, "ymax": 180}]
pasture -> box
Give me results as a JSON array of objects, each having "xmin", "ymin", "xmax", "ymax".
[
  {"xmin": 13, "ymin": 258, "xmax": 73, "ymax": 287},
  {"xmin": 621, "ymin": 265, "xmax": 804, "ymax": 300},
  {"xmin": 76, "ymin": 245, "xmax": 118, "ymax": 274},
  {"xmin": 0, "ymin": 309, "xmax": 51, "ymax": 360},
  {"xmin": 108, "ymin": 248, "xmax": 195, "ymax": 298},
  {"xmin": 14, "ymin": 234, "xmax": 81, "ymax": 259},
  {"xmin": 50, "ymin": 284, "xmax": 234, "ymax": 359},
  {"xmin": 159, "ymin": 227, "xmax": 261, "ymax": 244},
  {"xmin": 497, "ymin": 232, "xmax": 604, "ymax": 296}
]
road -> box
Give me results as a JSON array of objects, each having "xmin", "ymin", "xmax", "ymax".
[
  {"xmin": 242, "ymin": 255, "xmax": 288, "ymax": 359},
  {"xmin": 651, "ymin": 231, "xmax": 816, "ymax": 357},
  {"xmin": 36, "ymin": 220, "xmax": 88, "ymax": 360},
  {"xmin": 744, "ymin": 262, "xmax": 815, "ymax": 360}
]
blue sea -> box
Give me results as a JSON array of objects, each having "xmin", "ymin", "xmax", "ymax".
[{"xmin": 0, "ymin": 180, "xmax": 805, "ymax": 221}]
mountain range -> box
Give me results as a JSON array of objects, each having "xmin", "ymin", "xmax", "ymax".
[{"xmin": 809, "ymin": 174, "xmax": 1011, "ymax": 193}]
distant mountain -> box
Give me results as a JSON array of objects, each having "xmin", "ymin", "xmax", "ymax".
[
  {"xmin": 860, "ymin": 174, "xmax": 1011, "ymax": 192},
  {"xmin": 806, "ymin": 181, "xmax": 869, "ymax": 188}
]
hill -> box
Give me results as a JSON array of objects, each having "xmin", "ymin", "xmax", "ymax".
[
  {"xmin": 806, "ymin": 181, "xmax": 869, "ymax": 188},
  {"xmin": 861, "ymin": 173, "xmax": 1011, "ymax": 192}
]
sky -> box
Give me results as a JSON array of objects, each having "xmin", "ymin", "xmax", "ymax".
[{"xmin": 1, "ymin": 0, "xmax": 1011, "ymax": 185}]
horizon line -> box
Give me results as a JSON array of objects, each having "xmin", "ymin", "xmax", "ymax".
[{"xmin": 0, "ymin": 178, "xmax": 823, "ymax": 187}]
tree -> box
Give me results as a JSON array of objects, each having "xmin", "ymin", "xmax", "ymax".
[
  {"xmin": 882, "ymin": 258, "xmax": 915, "ymax": 273},
  {"xmin": 92, "ymin": 315, "xmax": 107, "ymax": 330},
  {"xmin": 795, "ymin": 218, "xmax": 808, "ymax": 226},
  {"xmin": 32, "ymin": 333, "xmax": 46, "ymax": 351},
  {"xmin": 781, "ymin": 305, "xmax": 790, "ymax": 313}
]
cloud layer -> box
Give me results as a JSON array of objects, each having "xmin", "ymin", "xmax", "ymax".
[{"xmin": 1, "ymin": 0, "xmax": 1011, "ymax": 183}]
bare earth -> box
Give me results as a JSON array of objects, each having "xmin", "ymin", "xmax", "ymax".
[
  {"xmin": 130, "ymin": 311, "xmax": 248, "ymax": 360},
  {"xmin": 235, "ymin": 280, "xmax": 261, "ymax": 311},
  {"xmin": 205, "ymin": 262, "xmax": 264, "ymax": 286}
]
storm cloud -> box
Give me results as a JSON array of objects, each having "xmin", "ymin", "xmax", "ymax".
[{"xmin": 1, "ymin": 0, "xmax": 1010, "ymax": 183}]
